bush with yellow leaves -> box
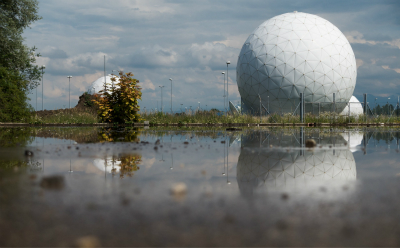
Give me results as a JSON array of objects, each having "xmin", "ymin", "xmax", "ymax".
[{"xmin": 93, "ymin": 72, "xmax": 142, "ymax": 123}]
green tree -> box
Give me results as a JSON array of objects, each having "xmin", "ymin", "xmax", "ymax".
[
  {"xmin": 0, "ymin": 67, "xmax": 33, "ymax": 122},
  {"xmin": 0, "ymin": 0, "xmax": 41, "ymax": 122},
  {"xmin": 0, "ymin": 0, "xmax": 42, "ymax": 89},
  {"xmin": 94, "ymin": 72, "xmax": 142, "ymax": 123}
]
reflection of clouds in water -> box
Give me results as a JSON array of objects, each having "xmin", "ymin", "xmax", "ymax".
[
  {"xmin": 93, "ymin": 158, "xmax": 121, "ymax": 173},
  {"xmin": 142, "ymin": 157, "xmax": 156, "ymax": 169},
  {"xmin": 341, "ymin": 132, "xmax": 363, "ymax": 152}
]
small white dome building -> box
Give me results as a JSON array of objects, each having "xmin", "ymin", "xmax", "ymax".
[
  {"xmin": 89, "ymin": 74, "xmax": 120, "ymax": 94},
  {"xmin": 340, "ymin": 95, "xmax": 363, "ymax": 116}
]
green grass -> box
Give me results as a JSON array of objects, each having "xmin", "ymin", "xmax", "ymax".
[
  {"xmin": 32, "ymin": 108, "xmax": 99, "ymax": 124},
  {"xmin": 141, "ymin": 110, "xmax": 400, "ymax": 125}
]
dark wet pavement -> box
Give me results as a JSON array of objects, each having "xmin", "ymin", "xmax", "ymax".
[{"xmin": 1, "ymin": 127, "xmax": 400, "ymax": 246}]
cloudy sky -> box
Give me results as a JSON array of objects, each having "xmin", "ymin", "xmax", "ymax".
[{"xmin": 24, "ymin": 0, "xmax": 400, "ymax": 111}]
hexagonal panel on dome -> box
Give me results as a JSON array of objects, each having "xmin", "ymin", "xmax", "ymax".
[{"xmin": 237, "ymin": 12, "xmax": 357, "ymax": 114}]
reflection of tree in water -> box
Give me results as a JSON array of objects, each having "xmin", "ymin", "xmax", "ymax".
[
  {"xmin": 117, "ymin": 154, "xmax": 141, "ymax": 178},
  {"xmin": 98, "ymin": 127, "xmax": 141, "ymax": 143},
  {"xmin": 0, "ymin": 127, "xmax": 34, "ymax": 147},
  {"xmin": 0, "ymin": 158, "xmax": 42, "ymax": 171}
]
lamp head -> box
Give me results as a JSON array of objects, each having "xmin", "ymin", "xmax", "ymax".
[
  {"xmin": 42, "ymin": 65, "xmax": 46, "ymax": 69},
  {"xmin": 226, "ymin": 61, "xmax": 230, "ymax": 65},
  {"xmin": 169, "ymin": 78, "xmax": 172, "ymax": 81},
  {"xmin": 222, "ymin": 72, "xmax": 225, "ymax": 74}
]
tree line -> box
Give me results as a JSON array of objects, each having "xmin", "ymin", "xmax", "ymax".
[{"xmin": 0, "ymin": 0, "xmax": 41, "ymax": 122}]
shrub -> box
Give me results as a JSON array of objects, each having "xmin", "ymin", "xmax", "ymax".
[{"xmin": 94, "ymin": 72, "xmax": 142, "ymax": 123}]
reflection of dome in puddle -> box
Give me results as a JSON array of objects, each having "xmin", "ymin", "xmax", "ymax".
[
  {"xmin": 341, "ymin": 132, "xmax": 363, "ymax": 152},
  {"xmin": 93, "ymin": 158, "xmax": 122, "ymax": 173},
  {"xmin": 237, "ymin": 132, "xmax": 357, "ymax": 197}
]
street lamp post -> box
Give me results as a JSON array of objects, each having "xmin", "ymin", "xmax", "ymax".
[
  {"xmin": 226, "ymin": 61, "xmax": 230, "ymax": 116},
  {"xmin": 388, "ymin": 98, "xmax": 391, "ymax": 116},
  {"xmin": 180, "ymin": 103, "xmax": 183, "ymax": 113},
  {"xmin": 375, "ymin": 98, "xmax": 377, "ymax": 116},
  {"xmin": 198, "ymin": 102, "xmax": 200, "ymax": 111},
  {"xmin": 67, "ymin": 76, "xmax": 72, "ymax": 109},
  {"xmin": 222, "ymin": 72, "xmax": 225, "ymax": 113},
  {"xmin": 159, "ymin": 86, "xmax": 165, "ymax": 113},
  {"xmin": 41, "ymin": 65, "xmax": 45, "ymax": 111},
  {"xmin": 169, "ymin": 78, "xmax": 173, "ymax": 114}
]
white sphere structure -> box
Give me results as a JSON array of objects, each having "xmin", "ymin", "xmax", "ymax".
[
  {"xmin": 340, "ymin": 95, "xmax": 363, "ymax": 116},
  {"xmin": 89, "ymin": 74, "xmax": 120, "ymax": 94},
  {"xmin": 237, "ymin": 12, "xmax": 357, "ymax": 114}
]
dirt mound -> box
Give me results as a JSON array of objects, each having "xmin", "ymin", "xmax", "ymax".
[{"xmin": 35, "ymin": 93, "xmax": 98, "ymax": 118}]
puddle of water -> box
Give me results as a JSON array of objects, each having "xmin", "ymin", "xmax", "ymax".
[{"xmin": 1, "ymin": 127, "xmax": 400, "ymax": 246}]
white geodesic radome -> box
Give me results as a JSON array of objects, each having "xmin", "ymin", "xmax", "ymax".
[
  {"xmin": 89, "ymin": 74, "xmax": 120, "ymax": 94},
  {"xmin": 340, "ymin": 95, "xmax": 363, "ymax": 116},
  {"xmin": 236, "ymin": 12, "xmax": 357, "ymax": 114}
]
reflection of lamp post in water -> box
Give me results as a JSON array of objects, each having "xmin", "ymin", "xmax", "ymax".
[
  {"xmin": 69, "ymin": 159, "xmax": 73, "ymax": 173},
  {"xmin": 226, "ymin": 134, "xmax": 230, "ymax": 184},
  {"xmin": 170, "ymin": 154, "xmax": 173, "ymax": 170},
  {"xmin": 159, "ymin": 154, "xmax": 165, "ymax": 163},
  {"xmin": 223, "ymin": 135, "xmax": 226, "ymax": 176}
]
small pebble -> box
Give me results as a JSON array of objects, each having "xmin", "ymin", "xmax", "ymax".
[
  {"xmin": 170, "ymin": 183, "xmax": 187, "ymax": 197},
  {"xmin": 76, "ymin": 236, "xmax": 101, "ymax": 248},
  {"xmin": 305, "ymin": 139, "xmax": 316, "ymax": 148},
  {"xmin": 40, "ymin": 175, "xmax": 65, "ymax": 190},
  {"xmin": 24, "ymin": 150, "xmax": 34, "ymax": 156}
]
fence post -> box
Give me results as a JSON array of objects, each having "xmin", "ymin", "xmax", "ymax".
[
  {"xmin": 258, "ymin": 94, "xmax": 261, "ymax": 123},
  {"xmin": 363, "ymin": 93, "xmax": 367, "ymax": 114},
  {"xmin": 363, "ymin": 93, "xmax": 367, "ymax": 122},
  {"xmin": 300, "ymin": 93, "xmax": 304, "ymax": 123},
  {"xmin": 318, "ymin": 102, "xmax": 320, "ymax": 118},
  {"xmin": 333, "ymin": 93, "xmax": 336, "ymax": 113},
  {"xmin": 300, "ymin": 127, "xmax": 304, "ymax": 156}
]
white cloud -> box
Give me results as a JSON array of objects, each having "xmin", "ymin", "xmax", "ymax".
[
  {"xmin": 356, "ymin": 59, "xmax": 364, "ymax": 69},
  {"xmin": 140, "ymin": 79, "xmax": 156, "ymax": 91},
  {"xmin": 381, "ymin": 65, "xmax": 400, "ymax": 74},
  {"xmin": 345, "ymin": 31, "xmax": 400, "ymax": 49},
  {"xmin": 213, "ymin": 34, "xmax": 248, "ymax": 49}
]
